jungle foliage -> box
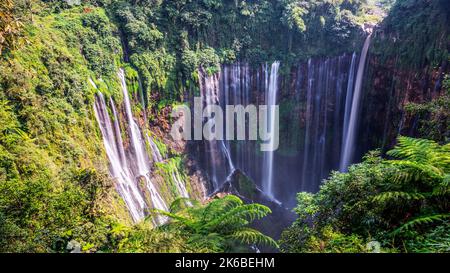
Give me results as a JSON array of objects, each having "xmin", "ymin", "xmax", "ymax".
[
  {"xmin": 0, "ymin": 3, "xmax": 129, "ymax": 252},
  {"xmin": 116, "ymin": 195, "xmax": 277, "ymax": 252},
  {"xmin": 0, "ymin": 0, "xmax": 448, "ymax": 254},
  {"xmin": 371, "ymin": 0, "xmax": 449, "ymax": 68},
  {"xmin": 404, "ymin": 73, "xmax": 450, "ymax": 143},
  {"xmin": 108, "ymin": 0, "xmax": 385, "ymax": 109},
  {"xmin": 0, "ymin": 0, "xmax": 24, "ymax": 56},
  {"xmin": 280, "ymin": 137, "xmax": 450, "ymax": 253}
]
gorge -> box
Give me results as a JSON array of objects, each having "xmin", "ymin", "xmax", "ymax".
[{"xmin": 0, "ymin": 0, "xmax": 448, "ymax": 253}]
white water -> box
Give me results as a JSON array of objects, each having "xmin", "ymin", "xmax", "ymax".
[
  {"xmin": 93, "ymin": 92, "xmax": 147, "ymax": 222},
  {"xmin": 146, "ymin": 134, "xmax": 164, "ymax": 163},
  {"xmin": 301, "ymin": 59, "xmax": 313, "ymax": 186},
  {"xmin": 93, "ymin": 70, "xmax": 177, "ymax": 223},
  {"xmin": 340, "ymin": 53, "xmax": 357, "ymax": 172},
  {"xmin": 146, "ymin": 133, "xmax": 189, "ymax": 200},
  {"xmin": 172, "ymin": 169, "xmax": 190, "ymax": 199},
  {"xmin": 340, "ymin": 35, "xmax": 371, "ymax": 171},
  {"xmin": 262, "ymin": 61, "xmax": 280, "ymax": 199},
  {"xmin": 200, "ymin": 69, "xmax": 235, "ymax": 188},
  {"xmin": 118, "ymin": 69, "xmax": 169, "ymax": 218}
]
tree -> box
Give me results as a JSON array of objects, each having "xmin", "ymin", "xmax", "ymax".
[{"xmin": 281, "ymin": 2, "xmax": 308, "ymax": 33}]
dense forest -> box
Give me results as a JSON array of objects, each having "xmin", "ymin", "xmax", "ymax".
[{"xmin": 0, "ymin": 0, "xmax": 448, "ymax": 253}]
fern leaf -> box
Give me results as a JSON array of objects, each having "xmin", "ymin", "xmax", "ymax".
[
  {"xmin": 391, "ymin": 214, "xmax": 450, "ymax": 235},
  {"xmin": 230, "ymin": 227, "xmax": 279, "ymax": 248}
]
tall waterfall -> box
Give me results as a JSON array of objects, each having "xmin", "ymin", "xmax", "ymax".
[
  {"xmin": 262, "ymin": 62, "xmax": 280, "ymax": 199},
  {"xmin": 195, "ymin": 50, "xmax": 369, "ymax": 204},
  {"xmin": 93, "ymin": 92, "xmax": 147, "ymax": 222},
  {"xmin": 340, "ymin": 35, "xmax": 371, "ymax": 171},
  {"xmin": 93, "ymin": 69, "xmax": 176, "ymax": 222},
  {"xmin": 299, "ymin": 56, "xmax": 355, "ymax": 190},
  {"xmin": 118, "ymin": 69, "xmax": 168, "ymax": 216},
  {"xmin": 220, "ymin": 63, "xmax": 253, "ymax": 178},
  {"xmin": 340, "ymin": 53, "xmax": 357, "ymax": 172},
  {"xmin": 199, "ymin": 68, "xmax": 235, "ymax": 188}
]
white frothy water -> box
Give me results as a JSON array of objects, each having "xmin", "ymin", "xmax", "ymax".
[
  {"xmin": 93, "ymin": 70, "xmax": 175, "ymax": 223},
  {"xmin": 118, "ymin": 69, "xmax": 169, "ymax": 219},
  {"xmin": 93, "ymin": 92, "xmax": 147, "ymax": 222}
]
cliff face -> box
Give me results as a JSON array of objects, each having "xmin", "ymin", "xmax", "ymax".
[
  {"xmin": 0, "ymin": 5, "xmax": 209, "ymax": 251},
  {"xmin": 358, "ymin": 0, "xmax": 449, "ymax": 158},
  {"xmin": 359, "ymin": 53, "xmax": 448, "ymax": 156}
]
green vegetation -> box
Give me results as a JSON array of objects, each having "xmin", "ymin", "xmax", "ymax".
[
  {"xmin": 405, "ymin": 74, "xmax": 450, "ymax": 143},
  {"xmin": 0, "ymin": 0, "xmax": 448, "ymax": 254},
  {"xmin": 118, "ymin": 195, "xmax": 277, "ymax": 253},
  {"xmin": 280, "ymin": 137, "xmax": 450, "ymax": 253},
  {"xmin": 0, "ymin": 0, "xmax": 24, "ymax": 56},
  {"xmin": 0, "ymin": 3, "xmax": 132, "ymax": 252},
  {"xmin": 109, "ymin": 0, "xmax": 386, "ymax": 110},
  {"xmin": 371, "ymin": 0, "xmax": 449, "ymax": 68},
  {"xmin": 68, "ymin": 195, "xmax": 277, "ymax": 253}
]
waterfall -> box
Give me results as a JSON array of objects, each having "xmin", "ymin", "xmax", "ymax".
[
  {"xmin": 118, "ymin": 69, "xmax": 169, "ymax": 216},
  {"xmin": 93, "ymin": 69, "xmax": 174, "ymax": 223},
  {"xmin": 93, "ymin": 92, "xmax": 147, "ymax": 222},
  {"xmin": 147, "ymin": 134, "xmax": 164, "ymax": 163},
  {"xmin": 172, "ymin": 168, "xmax": 190, "ymax": 199},
  {"xmin": 340, "ymin": 35, "xmax": 371, "ymax": 171},
  {"xmin": 199, "ymin": 68, "xmax": 235, "ymax": 188},
  {"xmin": 301, "ymin": 59, "xmax": 313, "ymax": 188},
  {"xmin": 197, "ymin": 54, "xmax": 358, "ymax": 202},
  {"xmin": 340, "ymin": 53, "xmax": 357, "ymax": 172},
  {"xmin": 262, "ymin": 62, "xmax": 280, "ymax": 199},
  {"xmin": 220, "ymin": 63, "xmax": 253, "ymax": 175}
]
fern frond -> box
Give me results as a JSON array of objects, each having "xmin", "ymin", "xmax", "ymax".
[
  {"xmin": 150, "ymin": 208, "xmax": 194, "ymax": 227},
  {"xmin": 388, "ymin": 160, "xmax": 444, "ymax": 182},
  {"xmin": 205, "ymin": 203, "xmax": 271, "ymax": 230},
  {"xmin": 230, "ymin": 227, "xmax": 279, "ymax": 248},
  {"xmin": 373, "ymin": 191, "xmax": 425, "ymax": 204},
  {"xmin": 432, "ymin": 174, "xmax": 450, "ymax": 196},
  {"xmin": 391, "ymin": 214, "xmax": 450, "ymax": 235},
  {"xmin": 201, "ymin": 195, "xmax": 243, "ymax": 222},
  {"xmin": 388, "ymin": 136, "xmax": 437, "ymax": 162},
  {"xmin": 169, "ymin": 197, "xmax": 199, "ymax": 213}
]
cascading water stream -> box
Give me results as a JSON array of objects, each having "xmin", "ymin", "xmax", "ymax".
[
  {"xmin": 301, "ymin": 59, "xmax": 313, "ymax": 188},
  {"xmin": 94, "ymin": 40, "xmax": 371, "ymax": 218},
  {"xmin": 197, "ymin": 52, "xmax": 364, "ymax": 203},
  {"xmin": 93, "ymin": 91, "xmax": 146, "ymax": 222},
  {"xmin": 340, "ymin": 35, "xmax": 371, "ymax": 171},
  {"xmin": 147, "ymin": 135, "xmax": 164, "ymax": 163},
  {"xmin": 340, "ymin": 53, "xmax": 357, "ymax": 172},
  {"xmin": 145, "ymin": 134, "xmax": 189, "ymax": 199},
  {"xmin": 118, "ymin": 69, "xmax": 169, "ymax": 217},
  {"xmin": 199, "ymin": 68, "xmax": 235, "ymax": 188},
  {"xmin": 262, "ymin": 62, "xmax": 280, "ymax": 200}
]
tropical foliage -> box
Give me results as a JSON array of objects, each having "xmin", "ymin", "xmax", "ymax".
[
  {"xmin": 116, "ymin": 195, "xmax": 277, "ymax": 253},
  {"xmin": 280, "ymin": 137, "xmax": 450, "ymax": 253},
  {"xmin": 0, "ymin": 0, "xmax": 447, "ymax": 254},
  {"xmin": 0, "ymin": 0, "xmax": 24, "ymax": 56}
]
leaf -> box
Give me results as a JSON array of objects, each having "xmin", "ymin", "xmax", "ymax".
[{"xmin": 391, "ymin": 214, "xmax": 450, "ymax": 236}]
